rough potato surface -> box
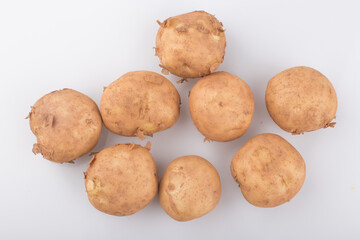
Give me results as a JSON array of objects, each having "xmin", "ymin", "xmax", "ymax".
[
  {"xmin": 100, "ymin": 71, "xmax": 180, "ymax": 139},
  {"xmin": 85, "ymin": 143, "xmax": 158, "ymax": 216},
  {"xmin": 265, "ymin": 66, "xmax": 337, "ymax": 134},
  {"xmin": 159, "ymin": 155, "xmax": 221, "ymax": 221},
  {"xmin": 156, "ymin": 11, "xmax": 226, "ymax": 78},
  {"xmin": 189, "ymin": 72, "xmax": 254, "ymax": 142},
  {"xmin": 28, "ymin": 89, "xmax": 102, "ymax": 163},
  {"xmin": 231, "ymin": 133, "xmax": 306, "ymax": 208}
]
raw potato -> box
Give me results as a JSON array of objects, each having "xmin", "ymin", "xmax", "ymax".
[
  {"xmin": 156, "ymin": 11, "xmax": 226, "ymax": 78},
  {"xmin": 231, "ymin": 133, "xmax": 306, "ymax": 208},
  {"xmin": 189, "ymin": 72, "xmax": 254, "ymax": 142},
  {"xmin": 28, "ymin": 89, "xmax": 102, "ymax": 163},
  {"xmin": 159, "ymin": 155, "xmax": 221, "ymax": 221},
  {"xmin": 85, "ymin": 143, "xmax": 158, "ymax": 216},
  {"xmin": 100, "ymin": 71, "xmax": 180, "ymax": 139},
  {"xmin": 265, "ymin": 66, "xmax": 337, "ymax": 134}
]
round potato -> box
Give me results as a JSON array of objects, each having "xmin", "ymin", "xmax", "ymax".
[
  {"xmin": 265, "ymin": 66, "xmax": 337, "ymax": 134},
  {"xmin": 159, "ymin": 155, "xmax": 221, "ymax": 221},
  {"xmin": 231, "ymin": 133, "xmax": 306, "ymax": 208},
  {"xmin": 85, "ymin": 142, "xmax": 158, "ymax": 216},
  {"xmin": 156, "ymin": 11, "xmax": 226, "ymax": 78},
  {"xmin": 28, "ymin": 89, "xmax": 102, "ymax": 163},
  {"xmin": 100, "ymin": 71, "xmax": 180, "ymax": 139},
  {"xmin": 189, "ymin": 72, "xmax": 254, "ymax": 142}
]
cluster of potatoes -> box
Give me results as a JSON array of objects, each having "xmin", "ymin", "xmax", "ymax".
[{"xmin": 27, "ymin": 11, "xmax": 337, "ymax": 221}]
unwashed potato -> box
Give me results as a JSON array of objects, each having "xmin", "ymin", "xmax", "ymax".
[
  {"xmin": 265, "ymin": 66, "xmax": 337, "ymax": 134},
  {"xmin": 85, "ymin": 142, "xmax": 158, "ymax": 216},
  {"xmin": 100, "ymin": 71, "xmax": 180, "ymax": 139},
  {"xmin": 28, "ymin": 89, "xmax": 102, "ymax": 163},
  {"xmin": 189, "ymin": 72, "xmax": 254, "ymax": 142},
  {"xmin": 156, "ymin": 11, "xmax": 226, "ymax": 78},
  {"xmin": 159, "ymin": 155, "xmax": 221, "ymax": 221},
  {"xmin": 231, "ymin": 133, "xmax": 306, "ymax": 208}
]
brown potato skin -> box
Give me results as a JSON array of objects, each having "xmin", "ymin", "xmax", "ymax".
[
  {"xmin": 231, "ymin": 133, "xmax": 306, "ymax": 208},
  {"xmin": 189, "ymin": 72, "xmax": 254, "ymax": 142},
  {"xmin": 156, "ymin": 11, "xmax": 226, "ymax": 78},
  {"xmin": 85, "ymin": 143, "xmax": 158, "ymax": 216},
  {"xmin": 159, "ymin": 155, "xmax": 221, "ymax": 221},
  {"xmin": 100, "ymin": 71, "xmax": 180, "ymax": 139},
  {"xmin": 29, "ymin": 89, "xmax": 102, "ymax": 163},
  {"xmin": 265, "ymin": 66, "xmax": 337, "ymax": 134}
]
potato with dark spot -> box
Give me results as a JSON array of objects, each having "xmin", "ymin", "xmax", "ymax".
[
  {"xmin": 28, "ymin": 89, "xmax": 102, "ymax": 163},
  {"xmin": 266, "ymin": 66, "xmax": 337, "ymax": 134},
  {"xmin": 189, "ymin": 72, "xmax": 254, "ymax": 142},
  {"xmin": 84, "ymin": 142, "xmax": 158, "ymax": 216},
  {"xmin": 159, "ymin": 155, "xmax": 221, "ymax": 221},
  {"xmin": 156, "ymin": 11, "xmax": 226, "ymax": 78},
  {"xmin": 100, "ymin": 71, "xmax": 180, "ymax": 139},
  {"xmin": 231, "ymin": 133, "xmax": 306, "ymax": 208}
]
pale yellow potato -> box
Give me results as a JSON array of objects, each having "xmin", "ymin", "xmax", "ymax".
[
  {"xmin": 189, "ymin": 72, "xmax": 254, "ymax": 142},
  {"xmin": 85, "ymin": 143, "xmax": 158, "ymax": 216},
  {"xmin": 28, "ymin": 89, "xmax": 102, "ymax": 163},
  {"xmin": 156, "ymin": 11, "xmax": 226, "ymax": 78},
  {"xmin": 265, "ymin": 66, "xmax": 337, "ymax": 134},
  {"xmin": 231, "ymin": 133, "xmax": 306, "ymax": 208},
  {"xmin": 159, "ymin": 155, "xmax": 221, "ymax": 221},
  {"xmin": 100, "ymin": 71, "xmax": 180, "ymax": 139}
]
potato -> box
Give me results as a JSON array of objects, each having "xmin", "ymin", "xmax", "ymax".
[
  {"xmin": 84, "ymin": 142, "xmax": 158, "ymax": 216},
  {"xmin": 189, "ymin": 72, "xmax": 254, "ymax": 142},
  {"xmin": 155, "ymin": 11, "xmax": 226, "ymax": 78},
  {"xmin": 265, "ymin": 66, "xmax": 337, "ymax": 134},
  {"xmin": 159, "ymin": 155, "xmax": 221, "ymax": 221},
  {"xmin": 100, "ymin": 71, "xmax": 180, "ymax": 139},
  {"xmin": 28, "ymin": 89, "xmax": 102, "ymax": 163},
  {"xmin": 231, "ymin": 133, "xmax": 306, "ymax": 208}
]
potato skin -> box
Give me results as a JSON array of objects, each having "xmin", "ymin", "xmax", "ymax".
[
  {"xmin": 156, "ymin": 11, "xmax": 226, "ymax": 78},
  {"xmin": 100, "ymin": 71, "xmax": 180, "ymax": 139},
  {"xmin": 231, "ymin": 133, "xmax": 306, "ymax": 208},
  {"xmin": 189, "ymin": 72, "xmax": 254, "ymax": 142},
  {"xmin": 265, "ymin": 66, "xmax": 337, "ymax": 134},
  {"xmin": 159, "ymin": 155, "xmax": 221, "ymax": 221},
  {"xmin": 28, "ymin": 89, "xmax": 102, "ymax": 163},
  {"xmin": 85, "ymin": 143, "xmax": 158, "ymax": 216}
]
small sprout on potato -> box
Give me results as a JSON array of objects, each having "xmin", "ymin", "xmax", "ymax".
[{"xmin": 176, "ymin": 78, "xmax": 188, "ymax": 84}]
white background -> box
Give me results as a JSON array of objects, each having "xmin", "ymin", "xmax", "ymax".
[{"xmin": 1, "ymin": 0, "xmax": 359, "ymax": 239}]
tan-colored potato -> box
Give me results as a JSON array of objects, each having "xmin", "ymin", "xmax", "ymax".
[
  {"xmin": 100, "ymin": 71, "xmax": 180, "ymax": 139},
  {"xmin": 84, "ymin": 142, "xmax": 158, "ymax": 216},
  {"xmin": 189, "ymin": 72, "xmax": 254, "ymax": 142},
  {"xmin": 231, "ymin": 133, "xmax": 306, "ymax": 208},
  {"xmin": 156, "ymin": 11, "xmax": 226, "ymax": 78},
  {"xmin": 28, "ymin": 89, "xmax": 102, "ymax": 163},
  {"xmin": 159, "ymin": 155, "xmax": 221, "ymax": 221},
  {"xmin": 265, "ymin": 66, "xmax": 337, "ymax": 134}
]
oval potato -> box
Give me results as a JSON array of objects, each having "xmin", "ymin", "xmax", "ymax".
[
  {"xmin": 231, "ymin": 133, "xmax": 306, "ymax": 207},
  {"xmin": 85, "ymin": 143, "xmax": 158, "ymax": 216},
  {"xmin": 159, "ymin": 155, "xmax": 221, "ymax": 221},
  {"xmin": 156, "ymin": 11, "xmax": 226, "ymax": 78},
  {"xmin": 100, "ymin": 71, "xmax": 180, "ymax": 139},
  {"xmin": 28, "ymin": 89, "xmax": 102, "ymax": 163},
  {"xmin": 265, "ymin": 66, "xmax": 337, "ymax": 134},
  {"xmin": 189, "ymin": 72, "xmax": 254, "ymax": 142}
]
